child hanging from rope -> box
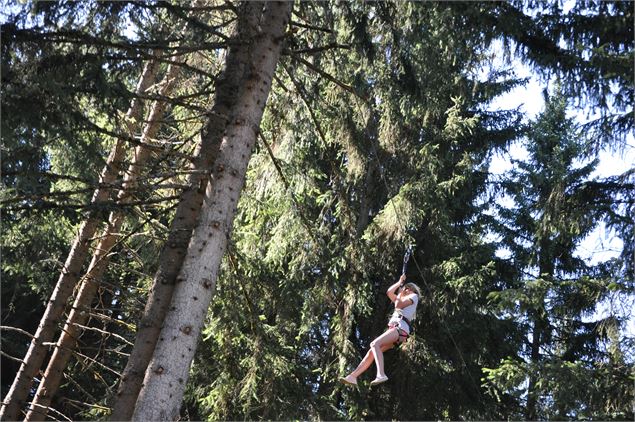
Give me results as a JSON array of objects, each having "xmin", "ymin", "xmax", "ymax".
[{"xmin": 341, "ymin": 274, "xmax": 422, "ymax": 386}]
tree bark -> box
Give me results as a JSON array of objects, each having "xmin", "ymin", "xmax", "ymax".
[
  {"xmin": 23, "ymin": 60, "xmax": 181, "ymax": 422},
  {"xmin": 131, "ymin": 2, "xmax": 292, "ymax": 420},
  {"xmin": 525, "ymin": 315, "xmax": 543, "ymax": 421},
  {"xmin": 0, "ymin": 59, "xmax": 159, "ymax": 422},
  {"xmin": 526, "ymin": 241, "xmax": 554, "ymax": 421},
  {"xmin": 109, "ymin": 3, "xmax": 265, "ymax": 420}
]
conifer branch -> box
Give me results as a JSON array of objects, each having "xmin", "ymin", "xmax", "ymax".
[
  {"xmin": 22, "ymin": 402, "xmax": 73, "ymax": 422},
  {"xmin": 0, "ymin": 351, "xmax": 25, "ymax": 364},
  {"xmin": 289, "ymin": 55, "xmax": 367, "ymax": 101},
  {"xmin": 0, "ymin": 326, "xmax": 35, "ymax": 339},
  {"xmin": 258, "ymin": 131, "xmax": 318, "ymax": 245},
  {"xmin": 7, "ymin": 27, "xmax": 228, "ymax": 56},
  {"xmin": 287, "ymin": 43, "xmax": 351, "ymax": 56}
]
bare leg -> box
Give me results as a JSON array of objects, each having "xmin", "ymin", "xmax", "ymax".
[
  {"xmin": 343, "ymin": 329, "xmax": 397, "ymax": 384},
  {"xmin": 370, "ymin": 328, "xmax": 399, "ymax": 379},
  {"xmin": 349, "ymin": 342, "xmax": 393, "ymax": 379}
]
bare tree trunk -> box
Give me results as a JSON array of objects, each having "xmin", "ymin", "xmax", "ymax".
[
  {"xmin": 526, "ymin": 315, "xmax": 542, "ymax": 421},
  {"xmin": 0, "ymin": 59, "xmax": 159, "ymax": 422},
  {"xmin": 23, "ymin": 61, "xmax": 181, "ymax": 422},
  {"xmin": 526, "ymin": 242, "xmax": 553, "ymax": 421},
  {"xmin": 109, "ymin": 3, "xmax": 264, "ymax": 420},
  {"xmin": 131, "ymin": 3, "xmax": 292, "ymax": 420}
]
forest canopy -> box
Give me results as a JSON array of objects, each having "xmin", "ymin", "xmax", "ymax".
[{"xmin": 1, "ymin": 1, "xmax": 633, "ymax": 421}]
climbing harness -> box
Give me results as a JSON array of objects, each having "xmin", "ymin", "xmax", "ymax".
[
  {"xmin": 388, "ymin": 312, "xmax": 413, "ymax": 345},
  {"xmin": 388, "ymin": 322, "xmax": 409, "ymax": 344}
]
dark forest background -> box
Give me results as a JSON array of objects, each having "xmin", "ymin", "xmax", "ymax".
[{"xmin": 1, "ymin": 1, "xmax": 633, "ymax": 420}]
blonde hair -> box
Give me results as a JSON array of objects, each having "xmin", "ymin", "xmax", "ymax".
[{"xmin": 404, "ymin": 282, "xmax": 422, "ymax": 298}]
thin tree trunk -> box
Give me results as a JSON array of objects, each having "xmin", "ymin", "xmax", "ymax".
[
  {"xmin": 109, "ymin": 3, "xmax": 264, "ymax": 420},
  {"xmin": 23, "ymin": 61, "xmax": 181, "ymax": 422},
  {"xmin": 526, "ymin": 243, "xmax": 553, "ymax": 421},
  {"xmin": 0, "ymin": 59, "xmax": 159, "ymax": 422},
  {"xmin": 526, "ymin": 315, "xmax": 542, "ymax": 421},
  {"xmin": 131, "ymin": 3, "xmax": 292, "ymax": 420}
]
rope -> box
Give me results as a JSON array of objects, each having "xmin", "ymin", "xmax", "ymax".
[
  {"xmin": 366, "ymin": 131, "xmax": 483, "ymax": 397},
  {"xmin": 264, "ymin": 71, "xmax": 482, "ymax": 395}
]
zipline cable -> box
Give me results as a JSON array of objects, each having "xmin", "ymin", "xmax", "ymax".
[
  {"xmin": 266, "ymin": 71, "xmax": 481, "ymax": 395},
  {"xmin": 366, "ymin": 131, "xmax": 482, "ymax": 397}
]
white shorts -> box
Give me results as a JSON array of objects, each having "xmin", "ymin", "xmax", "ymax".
[{"xmin": 387, "ymin": 318, "xmax": 410, "ymax": 335}]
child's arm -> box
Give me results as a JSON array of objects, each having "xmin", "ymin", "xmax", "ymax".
[{"xmin": 386, "ymin": 274, "xmax": 406, "ymax": 303}]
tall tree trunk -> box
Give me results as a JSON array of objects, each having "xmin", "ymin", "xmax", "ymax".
[
  {"xmin": 0, "ymin": 59, "xmax": 159, "ymax": 422},
  {"xmin": 23, "ymin": 61, "xmax": 181, "ymax": 422},
  {"xmin": 526, "ymin": 242, "xmax": 553, "ymax": 420},
  {"xmin": 525, "ymin": 315, "xmax": 542, "ymax": 420},
  {"xmin": 109, "ymin": 3, "xmax": 264, "ymax": 420},
  {"xmin": 131, "ymin": 3, "xmax": 292, "ymax": 420}
]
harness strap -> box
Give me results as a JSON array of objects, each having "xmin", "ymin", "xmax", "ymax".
[
  {"xmin": 388, "ymin": 323, "xmax": 409, "ymax": 344},
  {"xmin": 398, "ymin": 314, "xmax": 413, "ymax": 333}
]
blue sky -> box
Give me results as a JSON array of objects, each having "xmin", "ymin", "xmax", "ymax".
[
  {"xmin": 489, "ymin": 64, "xmax": 634, "ymax": 266},
  {"xmin": 486, "ymin": 56, "xmax": 635, "ymax": 340}
]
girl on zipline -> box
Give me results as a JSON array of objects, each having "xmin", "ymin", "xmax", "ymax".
[{"xmin": 341, "ymin": 274, "xmax": 421, "ymax": 386}]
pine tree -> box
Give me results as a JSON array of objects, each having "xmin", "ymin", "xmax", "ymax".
[
  {"xmin": 130, "ymin": 2, "xmax": 293, "ymax": 420},
  {"xmin": 23, "ymin": 58, "xmax": 182, "ymax": 422},
  {"xmin": 2, "ymin": 3, "xmax": 222, "ymax": 419},
  {"xmin": 2, "ymin": 1, "xmax": 632, "ymax": 420},
  {"xmin": 0, "ymin": 43, "xmax": 159, "ymax": 422},
  {"xmin": 188, "ymin": 1, "xmax": 524, "ymax": 419},
  {"xmin": 110, "ymin": 2, "xmax": 265, "ymax": 419},
  {"xmin": 484, "ymin": 90, "xmax": 634, "ymax": 419}
]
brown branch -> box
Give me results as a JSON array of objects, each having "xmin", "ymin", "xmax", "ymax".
[
  {"xmin": 11, "ymin": 27, "xmax": 229, "ymax": 56},
  {"xmin": 61, "ymin": 398, "xmax": 111, "ymax": 413},
  {"xmin": 1, "ymin": 171, "xmax": 94, "ymax": 185},
  {"xmin": 23, "ymin": 402, "xmax": 73, "ymax": 422},
  {"xmin": 286, "ymin": 43, "xmax": 351, "ymax": 56},
  {"xmin": 290, "ymin": 54, "xmax": 367, "ymax": 101},
  {"xmin": 1, "ymin": 179, "xmax": 191, "ymax": 207},
  {"xmin": 0, "ymin": 350, "xmax": 25, "ymax": 364},
  {"xmin": 40, "ymin": 342, "xmax": 123, "ymax": 378},
  {"xmin": 67, "ymin": 322, "xmax": 133, "ymax": 347},
  {"xmin": 0, "ymin": 325, "xmax": 35, "ymax": 339},
  {"xmin": 153, "ymin": 0, "xmax": 233, "ymax": 41},
  {"xmin": 87, "ymin": 312, "xmax": 138, "ymax": 332},
  {"xmin": 3, "ymin": 195, "xmax": 180, "ymax": 212},
  {"xmin": 102, "ymin": 53, "xmax": 219, "ymax": 80},
  {"xmin": 258, "ymin": 132, "xmax": 318, "ymax": 244},
  {"xmin": 60, "ymin": 372, "xmax": 100, "ymax": 406},
  {"xmin": 129, "ymin": 0, "xmax": 235, "ymax": 14},
  {"xmin": 290, "ymin": 20, "xmax": 333, "ymax": 34},
  {"xmin": 283, "ymin": 64, "xmax": 329, "ymax": 146}
]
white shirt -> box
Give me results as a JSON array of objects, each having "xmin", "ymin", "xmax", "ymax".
[{"xmin": 388, "ymin": 293, "xmax": 418, "ymax": 333}]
